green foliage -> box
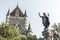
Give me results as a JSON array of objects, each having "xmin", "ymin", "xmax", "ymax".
[
  {"xmin": 0, "ymin": 23, "xmax": 21, "ymax": 40},
  {"xmin": 56, "ymin": 24, "xmax": 60, "ymax": 33},
  {"xmin": 39, "ymin": 37, "xmax": 43, "ymax": 40},
  {"xmin": 53, "ymin": 32, "xmax": 59, "ymax": 40},
  {"xmin": 32, "ymin": 35, "xmax": 37, "ymax": 40},
  {"xmin": 21, "ymin": 37, "xmax": 27, "ymax": 40},
  {"xmin": 27, "ymin": 35, "xmax": 37, "ymax": 40},
  {"xmin": 52, "ymin": 23, "xmax": 60, "ymax": 40}
]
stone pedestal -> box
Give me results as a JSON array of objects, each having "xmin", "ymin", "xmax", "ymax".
[{"xmin": 42, "ymin": 28, "xmax": 54, "ymax": 40}]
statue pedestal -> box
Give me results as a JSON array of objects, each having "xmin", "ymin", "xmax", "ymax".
[{"xmin": 42, "ymin": 28, "xmax": 54, "ymax": 40}]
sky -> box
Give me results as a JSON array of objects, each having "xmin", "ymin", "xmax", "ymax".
[{"xmin": 0, "ymin": 0, "xmax": 59, "ymax": 38}]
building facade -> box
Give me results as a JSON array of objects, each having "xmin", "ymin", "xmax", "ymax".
[{"xmin": 6, "ymin": 5, "xmax": 32, "ymax": 37}]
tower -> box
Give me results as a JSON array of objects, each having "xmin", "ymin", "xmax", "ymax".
[
  {"xmin": 6, "ymin": 5, "xmax": 33, "ymax": 38},
  {"xmin": 6, "ymin": 5, "xmax": 27, "ymax": 35},
  {"xmin": 6, "ymin": 5, "xmax": 27, "ymax": 27}
]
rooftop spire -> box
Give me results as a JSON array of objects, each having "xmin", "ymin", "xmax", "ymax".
[
  {"xmin": 28, "ymin": 22, "xmax": 32, "ymax": 32},
  {"xmin": 15, "ymin": 2, "xmax": 19, "ymax": 8},
  {"xmin": 17, "ymin": 1, "xmax": 18, "ymax": 6},
  {"xmin": 6, "ymin": 8, "xmax": 10, "ymax": 16},
  {"xmin": 17, "ymin": 4, "xmax": 18, "ymax": 7},
  {"xmin": 27, "ymin": 22, "xmax": 32, "ymax": 35},
  {"xmin": 24, "ymin": 10, "xmax": 27, "ymax": 17}
]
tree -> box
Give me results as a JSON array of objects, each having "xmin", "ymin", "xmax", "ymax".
[
  {"xmin": 27, "ymin": 35, "xmax": 37, "ymax": 40},
  {"xmin": 55, "ymin": 23, "xmax": 60, "ymax": 40},
  {"xmin": 39, "ymin": 37, "xmax": 43, "ymax": 40},
  {"xmin": 52, "ymin": 23, "xmax": 60, "ymax": 40},
  {"xmin": 21, "ymin": 37, "xmax": 27, "ymax": 40},
  {"xmin": 53, "ymin": 31, "xmax": 59, "ymax": 40},
  {"xmin": 56, "ymin": 23, "xmax": 60, "ymax": 33},
  {"xmin": 32, "ymin": 35, "xmax": 37, "ymax": 40},
  {"xmin": 0, "ymin": 23, "xmax": 21, "ymax": 40}
]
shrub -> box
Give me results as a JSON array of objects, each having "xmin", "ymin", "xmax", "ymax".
[{"xmin": 0, "ymin": 23, "xmax": 21, "ymax": 40}]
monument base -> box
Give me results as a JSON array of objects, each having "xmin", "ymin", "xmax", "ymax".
[{"xmin": 42, "ymin": 28, "xmax": 54, "ymax": 40}]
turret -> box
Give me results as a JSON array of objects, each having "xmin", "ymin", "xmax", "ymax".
[
  {"xmin": 6, "ymin": 9, "xmax": 10, "ymax": 16},
  {"xmin": 27, "ymin": 22, "xmax": 32, "ymax": 36},
  {"xmin": 24, "ymin": 10, "xmax": 27, "ymax": 17},
  {"xmin": 6, "ymin": 9, "xmax": 10, "ymax": 23}
]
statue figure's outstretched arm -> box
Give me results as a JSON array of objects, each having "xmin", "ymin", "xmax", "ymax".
[{"xmin": 38, "ymin": 12, "xmax": 42, "ymax": 17}]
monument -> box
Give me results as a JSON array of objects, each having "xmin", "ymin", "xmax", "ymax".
[
  {"xmin": 39, "ymin": 13, "xmax": 54, "ymax": 40},
  {"xmin": 39, "ymin": 13, "xmax": 50, "ymax": 29}
]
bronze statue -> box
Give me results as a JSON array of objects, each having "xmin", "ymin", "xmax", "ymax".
[{"xmin": 39, "ymin": 12, "xmax": 50, "ymax": 29}]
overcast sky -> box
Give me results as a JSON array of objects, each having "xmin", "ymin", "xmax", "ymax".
[{"xmin": 0, "ymin": 0, "xmax": 59, "ymax": 38}]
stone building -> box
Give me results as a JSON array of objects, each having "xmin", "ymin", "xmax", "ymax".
[{"xmin": 6, "ymin": 5, "xmax": 32, "ymax": 37}]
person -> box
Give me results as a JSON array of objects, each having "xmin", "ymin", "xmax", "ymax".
[{"xmin": 39, "ymin": 12, "xmax": 50, "ymax": 29}]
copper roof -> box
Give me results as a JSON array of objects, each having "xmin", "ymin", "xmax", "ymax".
[
  {"xmin": 9, "ymin": 5, "xmax": 26, "ymax": 17},
  {"xmin": 6, "ymin": 5, "xmax": 27, "ymax": 17}
]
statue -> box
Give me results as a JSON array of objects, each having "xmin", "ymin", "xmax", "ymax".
[{"xmin": 39, "ymin": 12, "xmax": 50, "ymax": 29}]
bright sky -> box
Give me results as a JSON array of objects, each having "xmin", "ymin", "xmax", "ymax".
[{"xmin": 0, "ymin": 0, "xmax": 59, "ymax": 38}]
